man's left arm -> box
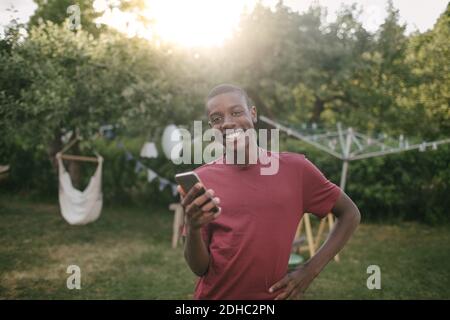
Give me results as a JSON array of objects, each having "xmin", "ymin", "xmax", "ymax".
[{"xmin": 269, "ymin": 191, "xmax": 361, "ymax": 300}]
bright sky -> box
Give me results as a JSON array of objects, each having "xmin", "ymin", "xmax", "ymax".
[{"xmin": 0, "ymin": 0, "xmax": 448, "ymax": 46}]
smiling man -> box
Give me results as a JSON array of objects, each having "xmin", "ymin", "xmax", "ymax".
[{"xmin": 178, "ymin": 84, "xmax": 361, "ymax": 300}]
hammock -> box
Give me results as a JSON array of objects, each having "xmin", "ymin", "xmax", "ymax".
[{"xmin": 57, "ymin": 153, "xmax": 103, "ymax": 225}]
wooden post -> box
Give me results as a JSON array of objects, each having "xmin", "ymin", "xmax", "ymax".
[
  {"xmin": 294, "ymin": 215, "xmax": 303, "ymax": 241},
  {"xmin": 327, "ymin": 214, "xmax": 339, "ymax": 262},
  {"xmin": 314, "ymin": 217, "xmax": 326, "ymax": 250},
  {"xmin": 169, "ymin": 203, "xmax": 184, "ymax": 248},
  {"xmin": 303, "ymin": 214, "xmax": 315, "ymax": 257}
]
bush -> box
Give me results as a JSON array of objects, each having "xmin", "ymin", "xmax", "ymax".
[{"xmin": 281, "ymin": 137, "xmax": 450, "ymax": 225}]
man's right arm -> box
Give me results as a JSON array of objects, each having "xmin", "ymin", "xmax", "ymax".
[
  {"xmin": 178, "ymin": 183, "xmax": 221, "ymax": 277},
  {"xmin": 184, "ymin": 228, "xmax": 210, "ymax": 276}
]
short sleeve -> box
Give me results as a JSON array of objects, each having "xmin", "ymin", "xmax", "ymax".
[{"xmin": 302, "ymin": 157, "xmax": 341, "ymax": 218}]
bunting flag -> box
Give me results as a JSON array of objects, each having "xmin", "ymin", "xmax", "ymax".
[
  {"xmin": 117, "ymin": 140, "xmax": 178, "ymax": 197},
  {"xmin": 158, "ymin": 177, "xmax": 170, "ymax": 191},
  {"xmin": 171, "ymin": 184, "xmax": 179, "ymax": 197},
  {"xmin": 147, "ymin": 169, "xmax": 158, "ymax": 182},
  {"xmin": 125, "ymin": 151, "xmax": 134, "ymax": 161},
  {"xmin": 134, "ymin": 161, "xmax": 145, "ymax": 173}
]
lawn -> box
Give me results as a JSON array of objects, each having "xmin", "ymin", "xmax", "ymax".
[{"xmin": 1, "ymin": 196, "xmax": 449, "ymax": 299}]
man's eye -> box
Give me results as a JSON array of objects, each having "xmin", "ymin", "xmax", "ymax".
[
  {"xmin": 211, "ymin": 116, "xmax": 222, "ymax": 123},
  {"xmin": 232, "ymin": 111, "xmax": 243, "ymax": 116}
]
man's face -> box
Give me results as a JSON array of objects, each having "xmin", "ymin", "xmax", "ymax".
[{"xmin": 206, "ymin": 91, "xmax": 257, "ymax": 151}]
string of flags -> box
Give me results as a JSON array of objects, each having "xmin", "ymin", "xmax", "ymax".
[{"xmin": 116, "ymin": 141, "xmax": 179, "ymax": 197}]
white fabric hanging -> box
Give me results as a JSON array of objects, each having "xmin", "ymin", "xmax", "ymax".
[
  {"xmin": 140, "ymin": 142, "xmax": 158, "ymax": 158},
  {"xmin": 57, "ymin": 155, "xmax": 103, "ymax": 225}
]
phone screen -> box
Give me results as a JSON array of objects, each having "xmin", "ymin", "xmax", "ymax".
[{"xmin": 175, "ymin": 171, "xmax": 202, "ymax": 194}]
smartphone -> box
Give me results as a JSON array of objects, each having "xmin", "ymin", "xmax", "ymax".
[{"xmin": 175, "ymin": 171, "xmax": 219, "ymax": 213}]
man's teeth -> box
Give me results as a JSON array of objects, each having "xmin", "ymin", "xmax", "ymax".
[{"xmin": 225, "ymin": 130, "xmax": 244, "ymax": 140}]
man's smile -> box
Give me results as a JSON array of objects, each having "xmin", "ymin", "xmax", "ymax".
[{"xmin": 223, "ymin": 129, "xmax": 246, "ymax": 143}]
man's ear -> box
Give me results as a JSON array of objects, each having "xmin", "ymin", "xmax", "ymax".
[{"xmin": 251, "ymin": 106, "xmax": 257, "ymax": 124}]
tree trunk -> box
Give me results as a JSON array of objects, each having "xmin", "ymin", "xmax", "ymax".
[
  {"xmin": 311, "ymin": 96, "xmax": 325, "ymax": 123},
  {"xmin": 47, "ymin": 129, "xmax": 62, "ymax": 171},
  {"xmin": 67, "ymin": 139, "xmax": 81, "ymax": 189},
  {"xmin": 47, "ymin": 130, "xmax": 82, "ymax": 189}
]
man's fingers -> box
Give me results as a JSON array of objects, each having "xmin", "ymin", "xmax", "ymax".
[
  {"xmin": 201, "ymin": 197, "xmax": 220, "ymax": 212},
  {"xmin": 196, "ymin": 208, "xmax": 222, "ymax": 226},
  {"xmin": 274, "ymin": 291, "xmax": 289, "ymax": 300},
  {"xmin": 196, "ymin": 206, "xmax": 221, "ymax": 223},
  {"xmin": 269, "ymin": 275, "xmax": 290, "ymax": 293},
  {"xmin": 177, "ymin": 185, "xmax": 186, "ymax": 198},
  {"xmin": 181, "ymin": 183, "xmax": 221, "ymax": 230},
  {"xmin": 274, "ymin": 283, "xmax": 296, "ymax": 300},
  {"xmin": 189, "ymin": 197, "xmax": 219, "ymax": 220},
  {"xmin": 286, "ymin": 288, "xmax": 304, "ymax": 300},
  {"xmin": 270, "ymin": 276, "xmax": 298, "ymax": 300},
  {"xmin": 181, "ymin": 183, "xmax": 202, "ymax": 207},
  {"xmin": 181, "ymin": 183, "xmax": 204, "ymax": 208},
  {"xmin": 186, "ymin": 189, "xmax": 215, "ymax": 216},
  {"xmin": 183, "ymin": 185, "xmax": 214, "ymax": 210},
  {"xmin": 186, "ymin": 202, "xmax": 200, "ymax": 219},
  {"xmin": 196, "ymin": 189, "xmax": 215, "ymax": 208},
  {"xmin": 274, "ymin": 273, "xmax": 302, "ymax": 300}
]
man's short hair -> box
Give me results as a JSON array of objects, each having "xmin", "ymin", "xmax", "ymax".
[{"xmin": 206, "ymin": 84, "xmax": 252, "ymax": 108}]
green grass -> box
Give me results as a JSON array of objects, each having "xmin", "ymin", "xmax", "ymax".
[{"xmin": 0, "ymin": 196, "xmax": 449, "ymax": 299}]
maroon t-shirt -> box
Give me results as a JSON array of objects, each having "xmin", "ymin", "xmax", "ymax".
[{"xmin": 185, "ymin": 150, "xmax": 341, "ymax": 300}]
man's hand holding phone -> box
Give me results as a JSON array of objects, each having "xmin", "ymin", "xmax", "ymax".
[{"xmin": 177, "ymin": 183, "xmax": 221, "ymax": 232}]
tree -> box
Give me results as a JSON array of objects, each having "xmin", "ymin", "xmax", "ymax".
[
  {"xmin": 399, "ymin": 3, "xmax": 450, "ymax": 138},
  {"xmin": 222, "ymin": 2, "xmax": 373, "ymax": 127},
  {"xmin": 0, "ymin": 22, "xmax": 172, "ymax": 188}
]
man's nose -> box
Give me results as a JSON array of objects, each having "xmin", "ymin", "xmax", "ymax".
[{"xmin": 221, "ymin": 116, "xmax": 237, "ymax": 131}]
